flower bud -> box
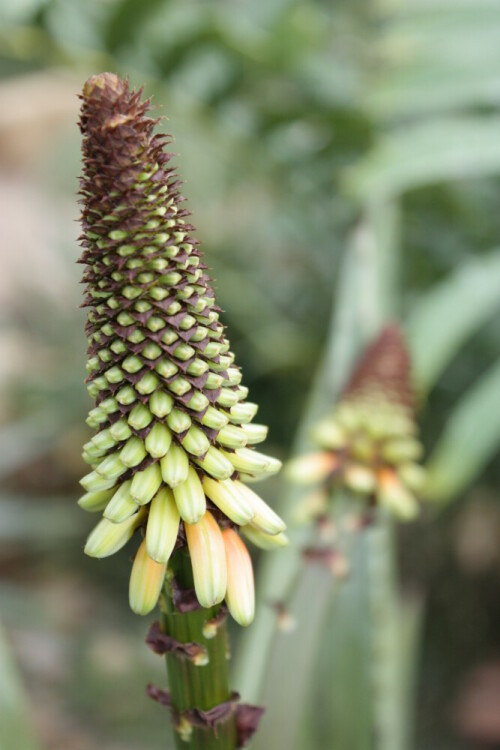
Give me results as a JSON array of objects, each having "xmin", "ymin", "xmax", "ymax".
[
  {"xmin": 185, "ymin": 511, "xmax": 227, "ymax": 608},
  {"xmin": 181, "ymin": 425, "xmax": 211, "ymax": 457},
  {"xmin": 160, "ymin": 443, "xmax": 189, "ymax": 487},
  {"xmin": 241, "ymin": 423, "xmax": 268, "ymax": 445},
  {"xmin": 120, "ymin": 437, "xmax": 147, "ymax": 468},
  {"xmin": 80, "ymin": 470, "xmax": 117, "ymax": 493},
  {"xmin": 194, "ymin": 447, "xmax": 234, "ymax": 480},
  {"xmin": 377, "ymin": 468, "xmax": 418, "ymax": 520},
  {"xmin": 104, "ymin": 480, "xmax": 138, "ymax": 523},
  {"xmin": 145, "ymin": 423, "xmax": 172, "ymax": 459},
  {"xmin": 344, "ymin": 463, "xmax": 376, "ymax": 494},
  {"xmin": 233, "ymin": 480, "xmax": 286, "ymax": 535},
  {"xmin": 173, "ymin": 467, "xmax": 206, "ymax": 524},
  {"xmin": 203, "ymin": 477, "xmax": 254, "ymax": 525},
  {"xmin": 130, "ymin": 463, "xmax": 162, "ymax": 505},
  {"xmin": 146, "ymin": 487, "xmax": 180, "ymax": 563},
  {"xmin": 241, "ymin": 525, "xmax": 289, "ymax": 550},
  {"xmin": 223, "ymin": 448, "xmax": 281, "ymax": 476},
  {"xmin": 78, "ymin": 488, "xmax": 115, "ymax": 513},
  {"xmin": 216, "ymin": 424, "xmax": 248, "ymax": 449},
  {"xmin": 222, "ymin": 529, "xmax": 254, "ymax": 626},
  {"xmin": 285, "ymin": 452, "xmax": 339, "ymax": 484},
  {"xmin": 85, "ymin": 508, "xmax": 145, "ymax": 558},
  {"xmin": 129, "ymin": 539, "xmax": 167, "ymax": 615}
]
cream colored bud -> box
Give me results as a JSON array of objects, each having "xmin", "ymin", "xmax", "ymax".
[
  {"xmin": 194, "ymin": 446, "xmax": 234, "ymax": 480},
  {"xmin": 233, "ymin": 481, "xmax": 286, "ymax": 535},
  {"xmin": 84, "ymin": 508, "xmax": 145, "ymax": 558},
  {"xmin": 145, "ymin": 423, "xmax": 172, "ymax": 458},
  {"xmin": 203, "ymin": 477, "xmax": 254, "ymax": 525},
  {"xmin": 129, "ymin": 539, "xmax": 166, "ymax": 615},
  {"xmin": 173, "ymin": 467, "xmax": 206, "ymax": 524},
  {"xmin": 104, "ymin": 480, "xmax": 139, "ymax": 523},
  {"xmin": 185, "ymin": 511, "xmax": 227, "ymax": 608},
  {"xmin": 130, "ymin": 463, "xmax": 162, "ymax": 505},
  {"xmin": 241, "ymin": 525, "xmax": 289, "ymax": 550},
  {"xmin": 222, "ymin": 529, "xmax": 255, "ymax": 626},
  {"xmin": 161, "ymin": 443, "xmax": 189, "ymax": 487},
  {"xmin": 146, "ymin": 487, "xmax": 180, "ymax": 563}
]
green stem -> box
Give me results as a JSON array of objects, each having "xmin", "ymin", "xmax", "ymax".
[{"xmin": 161, "ymin": 550, "xmax": 237, "ymax": 750}]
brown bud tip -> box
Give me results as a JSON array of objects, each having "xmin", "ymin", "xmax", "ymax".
[
  {"xmin": 82, "ymin": 72, "xmax": 124, "ymax": 100},
  {"xmin": 343, "ymin": 323, "xmax": 414, "ymax": 410}
]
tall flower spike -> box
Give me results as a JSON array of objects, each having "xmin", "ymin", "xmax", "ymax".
[
  {"xmin": 287, "ymin": 324, "xmax": 426, "ymax": 523},
  {"xmin": 78, "ymin": 73, "xmax": 286, "ymax": 622}
]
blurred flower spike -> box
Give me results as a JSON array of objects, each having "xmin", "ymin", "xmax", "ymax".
[
  {"xmin": 77, "ymin": 73, "xmax": 286, "ymax": 625},
  {"xmin": 287, "ymin": 325, "xmax": 426, "ymax": 523}
]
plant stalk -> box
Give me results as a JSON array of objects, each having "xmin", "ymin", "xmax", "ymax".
[{"xmin": 161, "ymin": 550, "xmax": 237, "ymax": 750}]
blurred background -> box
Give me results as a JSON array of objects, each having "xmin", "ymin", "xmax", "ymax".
[{"xmin": 2, "ymin": 0, "xmax": 500, "ymax": 748}]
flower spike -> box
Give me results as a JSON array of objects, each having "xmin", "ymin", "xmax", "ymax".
[{"xmin": 77, "ymin": 73, "xmax": 286, "ymax": 622}]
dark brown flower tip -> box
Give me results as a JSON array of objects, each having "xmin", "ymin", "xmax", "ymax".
[
  {"xmin": 82, "ymin": 72, "xmax": 125, "ymax": 100},
  {"xmin": 343, "ymin": 323, "xmax": 414, "ymax": 411}
]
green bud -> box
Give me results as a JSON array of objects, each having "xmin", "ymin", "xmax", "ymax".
[
  {"xmin": 160, "ymin": 443, "xmax": 189, "ymax": 487},
  {"xmin": 78, "ymin": 488, "xmax": 115, "ymax": 512},
  {"xmin": 150, "ymin": 390, "xmax": 173, "ymax": 418},
  {"xmin": 96, "ymin": 452, "xmax": 127, "ymax": 480},
  {"xmin": 145, "ymin": 423, "xmax": 172, "ymax": 458},
  {"xmin": 130, "ymin": 463, "xmax": 162, "ymax": 505},
  {"xmin": 181, "ymin": 425, "xmax": 210, "ymax": 457},
  {"xmin": 109, "ymin": 419, "xmax": 132, "ymax": 441},
  {"xmin": 85, "ymin": 508, "xmax": 146, "ymax": 558},
  {"xmin": 227, "ymin": 402, "xmax": 258, "ymax": 424},
  {"xmin": 240, "ymin": 525, "xmax": 289, "ymax": 550},
  {"xmin": 186, "ymin": 391, "xmax": 209, "ymax": 412},
  {"xmin": 168, "ymin": 377, "xmax": 191, "ymax": 397},
  {"xmin": 146, "ymin": 487, "xmax": 180, "ymax": 563},
  {"xmin": 91, "ymin": 429, "xmax": 115, "ymax": 452},
  {"xmin": 167, "ymin": 408, "xmax": 191, "ymax": 434},
  {"xmin": 382, "ymin": 438, "xmax": 423, "ymax": 464},
  {"xmin": 187, "ymin": 358, "xmax": 209, "ymax": 377},
  {"xmin": 135, "ymin": 371, "xmax": 159, "ymax": 395},
  {"xmin": 201, "ymin": 407, "xmax": 229, "ymax": 430},
  {"xmin": 241, "ymin": 423, "xmax": 268, "ymax": 445},
  {"xmin": 120, "ymin": 437, "xmax": 147, "ymax": 467},
  {"xmin": 344, "ymin": 463, "xmax": 377, "ymax": 495},
  {"xmin": 173, "ymin": 467, "xmax": 206, "ymax": 523},
  {"xmin": 233, "ymin": 480, "xmax": 286, "ymax": 535},
  {"xmin": 104, "ymin": 480, "xmax": 139, "ymax": 523},
  {"xmin": 203, "ymin": 477, "xmax": 254, "ymax": 525},
  {"xmin": 116, "ymin": 386, "xmax": 137, "ymax": 405},
  {"xmin": 223, "ymin": 448, "xmax": 282, "ymax": 476},
  {"xmin": 311, "ymin": 419, "xmax": 346, "ymax": 450},
  {"xmin": 217, "ymin": 389, "xmax": 239, "ymax": 408},
  {"xmin": 128, "ymin": 403, "xmax": 153, "ymax": 430},
  {"xmin": 80, "ymin": 470, "xmax": 117, "ymax": 493},
  {"xmin": 195, "ymin": 447, "xmax": 234, "ymax": 480},
  {"xmin": 217, "ymin": 424, "xmax": 247, "ymax": 449}
]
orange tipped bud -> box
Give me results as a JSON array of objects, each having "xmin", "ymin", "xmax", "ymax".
[
  {"xmin": 185, "ymin": 511, "xmax": 227, "ymax": 608},
  {"xmin": 222, "ymin": 529, "xmax": 255, "ymax": 626},
  {"xmin": 129, "ymin": 539, "xmax": 167, "ymax": 615},
  {"xmin": 377, "ymin": 467, "xmax": 418, "ymax": 520},
  {"xmin": 285, "ymin": 451, "xmax": 340, "ymax": 484}
]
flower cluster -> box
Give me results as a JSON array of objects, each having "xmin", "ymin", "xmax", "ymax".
[
  {"xmin": 77, "ymin": 73, "xmax": 286, "ymax": 625},
  {"xmin": 287, "ymin": 325, "xmax": 426, "ymax": 522}
]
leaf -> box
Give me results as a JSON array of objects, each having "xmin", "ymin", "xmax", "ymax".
[
  {"xmin": 425, "ymin": 357, "xmax": 500, "ymax": 502},
  {"xmin": 345, "ymin": 117, "xmax": 500, "ymax": 201},
  {"xmin": 0, "ymin": 618, "xmax": 40, "ymax": 750},
  {"xmin": 406, "ymin": 248, "xmax": 500, "ymax": 396}
]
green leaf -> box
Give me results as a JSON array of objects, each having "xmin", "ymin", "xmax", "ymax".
[
  {"xmin": 406, "ymin": 248, "xmax": 500, "ymax": 396},
  {"xmin": 345, "ymin": 117, "xmax": 500, "ymax": 201},
  {"xmin": 425, "ymin": 357, "xmax": 500, "ymax": 502},
  {"xmin": 0, "ymin": 618, "xmax": 40, "ymax": 750}
]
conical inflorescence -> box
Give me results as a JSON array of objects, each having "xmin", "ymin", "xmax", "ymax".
[
  {"xmin": 78, "ymin": 73, "xmax": 286, "ymax": 625},
  {"xmin": 287, "ymin": 324, "xmax": 426, "ymax": 522}
]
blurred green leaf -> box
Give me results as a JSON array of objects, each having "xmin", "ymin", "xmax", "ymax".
[
  {"xmin": 406, "ymin": 248, "xmax": 500, "ymax": 396},
  {"xmin": 103, "ymin": 0, "xmax": 166, "ymax": 53},
  {"xmin": 425, "ymin": 357, "xmax": 500, "ymax": 502},
  {"xmin": 346, "ymin": 117, "xmax": 500, "ymax": 201},
  {"xmin": 0, "ymin": 618, "xmax": 40, "ymax": 750}
]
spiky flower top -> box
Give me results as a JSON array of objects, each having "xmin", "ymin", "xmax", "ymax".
[
  {"xmin": 78, "ymin": 73, "xmax": 286, "ymax": 625},
  {"xmin": 287, "ymin": 325, "xmax": 426, "ymax": 523}
]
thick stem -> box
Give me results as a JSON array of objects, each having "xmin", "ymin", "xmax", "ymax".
[{"xmin": 161, "ymin": 549, "xmax": 237, "ymax": 750}]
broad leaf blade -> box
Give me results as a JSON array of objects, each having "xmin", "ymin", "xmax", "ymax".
[
  {"xmin": 425, "ymin": 357, "xmax": 500, "ymax": 502},
  {"xmin": 406, "ymin": 249, "xmax": 500, "ymax": 396}
]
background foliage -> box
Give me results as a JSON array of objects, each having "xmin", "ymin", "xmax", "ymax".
[{"xmin": 1, "ymin": 1, "xmax": 500, "ymax": 749}]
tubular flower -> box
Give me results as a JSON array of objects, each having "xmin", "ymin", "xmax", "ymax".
[
  {"xmin": 287, "ymin": 324, "xmax": 426, "ymax": 522},
  {"xmin": 78, "ymin": 73, "xmax": 285, "ymax": 621}
]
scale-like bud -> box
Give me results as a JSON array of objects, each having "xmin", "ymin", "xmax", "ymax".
[
  {"xmin": 287, "ymin": 325, "xmax": 426, "ymax": 523},
  {"xmin": 78, "ymin": 73, "xmax": 286, "ymax": 622}
]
